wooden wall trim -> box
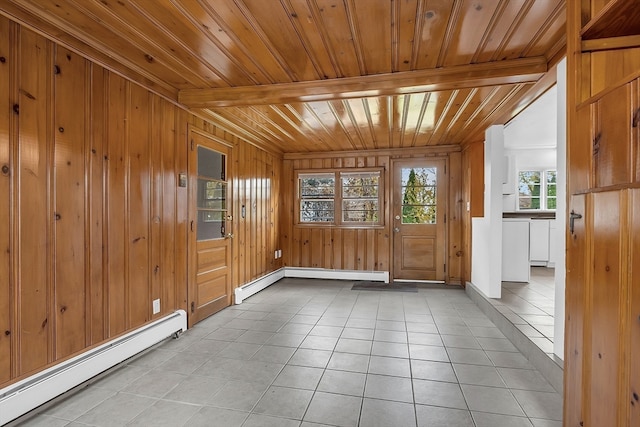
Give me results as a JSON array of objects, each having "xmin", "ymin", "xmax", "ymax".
[{"xmin": 284, "ymin": 144, "xmax": 461, "ymax": 161}]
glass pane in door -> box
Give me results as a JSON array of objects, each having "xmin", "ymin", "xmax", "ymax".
[
  {"xmin": 197, "ymin": 146, "xmax": 227, "ymax": 240},
  {"xmin": 400, "ymin": 167, "xmax": 437, "ymax": 224}
]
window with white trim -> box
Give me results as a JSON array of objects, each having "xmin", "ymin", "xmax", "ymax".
[
  {"xmin": 297, "ymin": 169, "xmax": 382, "ymax": 225},
  {"xmin": 518, "ymin": 169, "xmax": 556, "ymax": 210}
]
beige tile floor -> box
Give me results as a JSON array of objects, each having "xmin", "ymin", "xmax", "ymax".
[{"xmin": 14, "ymin": 278, "xmax": 562, "ymax": 427}]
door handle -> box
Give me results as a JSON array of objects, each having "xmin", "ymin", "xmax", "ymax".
[
  {"xmin": 394, "ymin": 227, "xmax": 400, "ymax": 233},
  {"xmin": 569, "ymin": 211, "xmax": 582, "ymax": 235},
  {"xmin": 225, "ymin": 233, "xmax": 234, "ymax": 239}
]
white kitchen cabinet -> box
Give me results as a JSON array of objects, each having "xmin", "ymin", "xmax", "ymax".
[
  {"xmin": 502, "ymin": 219, "xmax": 530, "ymax": 282},
  {"xmin": 530, "ymin": 219, "xmax": 550, "ymax": 266}
]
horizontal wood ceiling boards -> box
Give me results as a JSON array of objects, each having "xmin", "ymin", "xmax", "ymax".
[{"xmin": 1, "ymin": 0, "xmax": 566, "ymax": 152}]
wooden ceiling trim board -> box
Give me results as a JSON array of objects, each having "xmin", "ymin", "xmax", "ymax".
[
  {"xmin": 410, "ymin": 92, "xmax": 432, "ymax": 148},
  {"xmin": 2, "ymin": 1, "xmax": 178, "ymax": 99},
  {"xmin": 283, "ymin": 144, "xmax": 462, "ymax": 160},
  {"xmin": 470, "ymin": 0, "xmax": 510, "ymax": 64},
  {"xmin": 491, "ymin": 0, "xmax": 535, "ymax": 61},
  {"xmin": 521, "ymin": 0, "xmax": 566, "ymax": 57},
  {"xmin": 179, "ymin": 56, "xmax": 548, "ymax": 107},
  {"xmin": 344, "ymin": 0, "xmax": 367, "ymax": 75},
  {"xmin": 66, "ymin": 0, "xmax": 211, "ymax": 89},
  {"xmin": 232, "ymin": 0, "xmax": 300, "ymax": 82},
  {"xmin": 435, "ymin": 0, "xmax": 463, "ymax": 68}
]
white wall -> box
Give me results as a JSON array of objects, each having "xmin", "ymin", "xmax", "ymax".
[
  {"xmin": 471, "ymin": 126, "xmax": 504, "ymax": 298},
  {"xmin": 554, "ymin": 58, "xmax": 567, "ymax": 360}
]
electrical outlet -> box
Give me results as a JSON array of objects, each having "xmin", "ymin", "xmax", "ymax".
[
  {"xmin": 274, "ymin": 250, "xmax": 278, "ymax": 259},
  {"xmin": 152, "ymin": 299, "xmax": 160, "ymax": 314},
  {"xmin": 277, "ymin": 249, "xmax": 282, "ymax": 258}
]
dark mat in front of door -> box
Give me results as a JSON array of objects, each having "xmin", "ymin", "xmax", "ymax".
[{"xmin": 351, "ymin": 282, "xmax": 418, "ymax": 292}]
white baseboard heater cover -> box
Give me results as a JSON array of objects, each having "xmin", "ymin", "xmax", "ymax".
[
  {"xmin": 234, "ymin": 267, "xmax": 389, "ymax": 304},
  {"xmin": 235, "ymin": 268, "xmax": 285, "ymax": 304},
  {"xmin": 0, "ymin": 309, "xmax": 187, "ymax": 425}
]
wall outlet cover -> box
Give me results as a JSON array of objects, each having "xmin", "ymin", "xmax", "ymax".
[{"xmin": 152, "ymin": 299, "xmax": 160, "ymax": 314}]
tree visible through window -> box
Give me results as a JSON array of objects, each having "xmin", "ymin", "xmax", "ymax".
[
  {"xmin": 297, "ymin": 170, "xmax": 382, "ymax": 225},
  {"xmin": 518, "ymin": 170, "xmax": 556, "ymax": 210},
  {"xmin": 299, "ymin": 173, "xmax": 335, "ymax": 222},
  {"xmin": 401, "ymin": 167, "xmax": 437, "ymax": 224}
]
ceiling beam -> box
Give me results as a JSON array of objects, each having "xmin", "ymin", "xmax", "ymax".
[{"xmin": 179, "ymin": 56, "xmax": 548, "ymax": 108}]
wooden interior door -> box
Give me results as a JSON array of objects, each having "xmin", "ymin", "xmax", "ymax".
[
  {"xmin": 188, "ymin": 130, "xmax": 232, "ymax": 326},
  {"xmin": 392, "ymin": 158, "xmax": 446, "ymax": 281}
]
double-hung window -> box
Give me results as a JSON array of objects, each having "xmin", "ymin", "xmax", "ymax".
[
  {"xmin": 518, "ymin": 169, "xmax": 556, "ymax": 210},
  {"xmin": 297, "ymin": 169, "xmax": 383, "ymax": 226}
]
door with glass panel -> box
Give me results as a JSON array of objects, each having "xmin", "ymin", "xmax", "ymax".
[
  {"xmin": 188, "ymin": 130, "xmax": 232, "ymax": 326},
  {"xmin": 392, "ymin": 158, "xmax": 446, "ymax": 281}
]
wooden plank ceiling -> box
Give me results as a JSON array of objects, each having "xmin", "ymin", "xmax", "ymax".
[{"xmin": 3, "ymin": 0, "xmax": 566, "ymax": 153}]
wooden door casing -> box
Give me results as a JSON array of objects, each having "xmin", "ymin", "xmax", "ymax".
[
  {"xmin": 392, "ymin": 158, "xmax": 446, "ymax": 281},
  {"xmin": 188, "ymin": 129, "xmax": 232, "ymax": 326}
]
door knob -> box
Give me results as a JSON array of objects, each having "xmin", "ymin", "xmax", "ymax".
[
  {"xmin": 225, "ymin": 233, "xmax": 234, "ymax": 239},
  {"xmin": 394, "ymin": 227, "xmax": 400, "ymax": 232},
  {"xmin": 395, "ymin": 215, "xmax": 401, "ymax": 220}
]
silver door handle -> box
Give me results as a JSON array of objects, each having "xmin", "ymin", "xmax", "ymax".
[
  {"xmin": 225, "ymin": 233, "xmax": 234, "ymax": 239},
  {"xmin": 394, "ymin": 227, "xmax": 400, "ymax": 232}
]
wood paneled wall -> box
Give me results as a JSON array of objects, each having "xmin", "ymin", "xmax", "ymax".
[
  {"xmin": 565, "ymin": 1, "xmax": 640, "ymax": 425},
  {"xmin": 281, "ymin": 148, "xmax": 463, "ymax": 284},
  {"xmin": 461, "ymin": 140, "xmax": 485, "ymax": 284},
  {"xmin": 0, "ymin": 16, "xmax": 281, "ymax": 388}
]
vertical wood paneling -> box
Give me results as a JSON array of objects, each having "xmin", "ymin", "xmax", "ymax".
[
  {"xmin": 161, "ymin": 100, "xmax": 177, "ymax": 313},
  {"xmin": 282, "ymin": 149, "xmax": 461, "ymax": 282},
  {"xmin": 0, "ymin": 16, "xmax": 12, "ymax": 384},
  {"xmin": 149, "ymin": 95, "xmax": 163, "ymax": 319},
  {"xmin": 127, "ymin": 84, "xmax": 151, "ymax": 328},
  {"xmin": 106, "ymin": 74, "xmax": 127, "ymax": 336},
  {"xmin": 17, "ymin": 28, "xmax": 52, "ymax": 375},
  {"xmin": 0, "ymin": 16, "xmax": 283, "ymax": 389},
  {"xmin": 448, "ymin": 152, "xmax": 462, "ymax": 284},
  {"xmin": 590, "ymin": 190, "xmax": 626, "ymax": 427},
  {"xmin": 564, "ymin": 194, "xmax": 587, "ymax": 427},
  {"xmin": 594, "ymin": 82, "xmax": 632, "ymax": 187},
  {"xmin": 88, "ymin": 64, "xmax": 106, "ymax": 344},
  {"xmin": 53, "ymin": 47, "xmax": 87, "ymax": 358},
  {"xmin": 629, "ymin": 189, "xmax": 640, "ymax": 424}
]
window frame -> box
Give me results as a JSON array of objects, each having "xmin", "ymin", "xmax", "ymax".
[
  {"xmin": 517, "ymin": 169, "xmax": 557, "ymax": 211},
  {"xmin": 295, "ymin": 168, "xmax": 384, "ymax": 227}
]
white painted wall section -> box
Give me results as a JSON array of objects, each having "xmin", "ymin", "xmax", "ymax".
[{"xmin": 471, "ymin": 125, "xmax": 504, "ymax": 298}]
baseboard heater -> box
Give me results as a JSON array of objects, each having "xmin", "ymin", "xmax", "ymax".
[
  {"xmin": 235, "ymin": 268, "xmax": 285, "ymax": 304},
  {"xmin": 0, "ymin": 309, "xmax": 187, "ymax": 425},
  {"xmin": 234, "ymin": 267, "xmax": 390, "ymax": 304}
]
